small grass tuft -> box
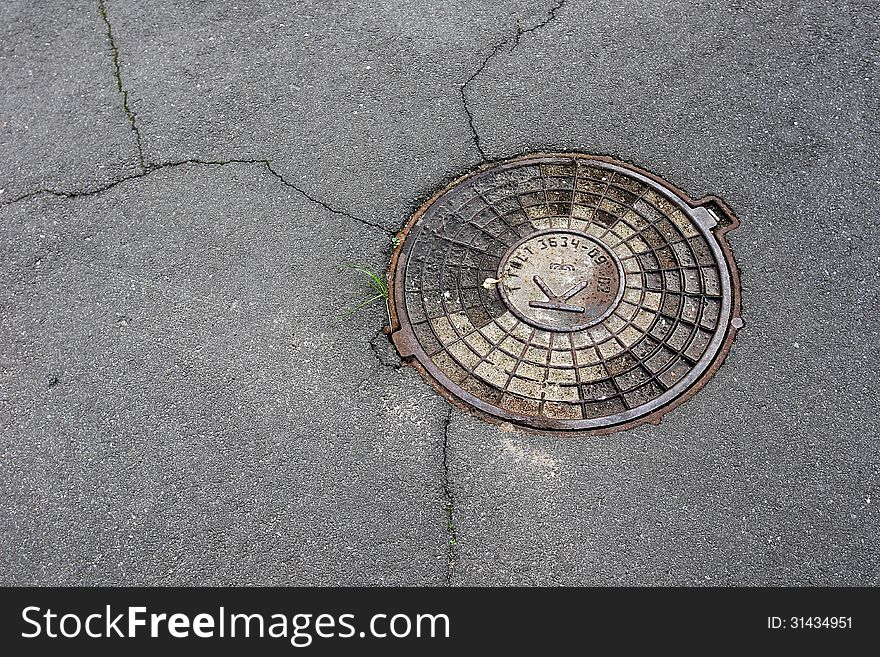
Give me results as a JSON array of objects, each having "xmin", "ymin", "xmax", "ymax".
[{"xmin": 339, "ymin": 264, "xmax": 390, "ymax": 325}]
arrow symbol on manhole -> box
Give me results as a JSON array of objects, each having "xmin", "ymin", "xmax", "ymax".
[{"xmin": 529, "ymin": 275, "xmax": 586, "ymax": 313}]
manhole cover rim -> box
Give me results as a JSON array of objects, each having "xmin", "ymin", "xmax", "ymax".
[{"xmin": 388, "ymin": 152, "xmax": 742, "ymax": 434}]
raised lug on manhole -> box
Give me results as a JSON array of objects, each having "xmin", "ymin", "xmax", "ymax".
[{"xmin": 387, "ymin": 153, "xmax": 742, "ymax": 435}]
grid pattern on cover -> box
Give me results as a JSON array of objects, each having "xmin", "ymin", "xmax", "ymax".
[{"xmin": 401, "ymin": 157, "xmax": 726, "ymax": 425}]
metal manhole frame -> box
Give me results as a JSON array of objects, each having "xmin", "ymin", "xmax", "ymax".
[{"xmin": 387, "ymin": 152, "xmax": 743, "ymax": 436}]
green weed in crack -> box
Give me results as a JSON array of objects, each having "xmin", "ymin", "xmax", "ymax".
[{"xmin": 338, "ymin": 264, "xmax": 390, "ymax": 326}]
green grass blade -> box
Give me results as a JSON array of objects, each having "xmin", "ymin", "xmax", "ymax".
[
  {"xmin": 336, "ymin": 292, "xmax": 385, "ymax": 319},
  {"xmin": 342, "ymin": 263, "xmax": 388, "ymax": 297},
  {"xmin": 339, "ymin": 263, "xmax": 389, "ymax": 320}
]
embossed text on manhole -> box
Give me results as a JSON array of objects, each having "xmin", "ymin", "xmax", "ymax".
[{"xmin": 388, "ymin": 154, "xmax": 742, "ymax": 434}]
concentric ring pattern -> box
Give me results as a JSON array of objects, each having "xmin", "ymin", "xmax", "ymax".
[{"xmin": 390, "ymin": 154, "xmax": 740, "ymax": 433}]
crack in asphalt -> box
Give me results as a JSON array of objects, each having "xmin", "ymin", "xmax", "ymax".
[
  {"xmin": 98, "ymin": 0, "xmax": 146, "ymax": 172},
  {"xmin": 0, "ymin": 159, "xmax": 389, "ymax": 235},
  {"xmin": 441, "ymin": 406, "xmax": 458, "ymax": 585},
  {"xmin": 5, "ymin": 6, "xmax": 393, "ymax": 238},
  {"xmin": 459, "ymin": 0, "xmax": 567, "ymax": 161},
  {"xmin": 355, "ymin": 332, "xmax": 462, "ymax": 588},
  {"xmin": 368, "ymin": 327, "xmax": 401, "ymax": 371},
  {"xmin": 262, "ymin": 162, "xmax": 393, "ymax": 235},
  {"xmin": 459, "ymin": 43, "xmax": 509, "ymax": 160},
  {"xmin": 513, "ymin": 0, "xmax": 568, "ymax": 47},
  {"xmin": 355, "ymin": 326, "xmax": 401, "ymax": 390}
]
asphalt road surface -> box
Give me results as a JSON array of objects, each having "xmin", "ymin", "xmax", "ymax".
[{"xmin": 1, "ymin": 0, "xmax": 877, "ymax": 585}]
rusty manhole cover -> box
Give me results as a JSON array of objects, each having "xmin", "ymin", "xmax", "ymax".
[{"xmin": 388, "ymin": 153, "xmax": 742, "ymax": 434}]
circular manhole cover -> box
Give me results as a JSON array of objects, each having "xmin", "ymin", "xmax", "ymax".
[{"xmin": 388, "ymin": 153, "xmax": 742, "ymax": 434}]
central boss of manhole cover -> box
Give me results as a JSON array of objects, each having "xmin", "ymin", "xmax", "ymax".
[{"xmin": 388, "ymin": 153, "xmax": 742, "ymax": 434}]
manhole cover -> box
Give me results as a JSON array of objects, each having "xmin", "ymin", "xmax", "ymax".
[{"xmin": 388, "ymin": 153, "xmax": 742, "ymax": 434}]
